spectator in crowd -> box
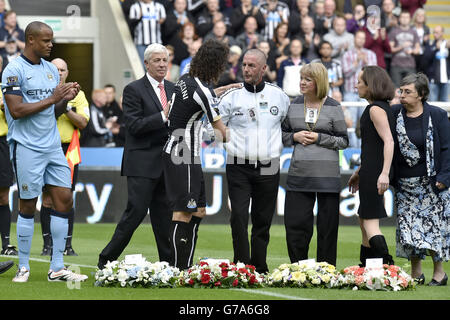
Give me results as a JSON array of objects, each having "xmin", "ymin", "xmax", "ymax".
[
  {"xmin": 83, "ymin": 89, "xmax": 114, "ymax": 147},
  {"xmin": 0, "ymin": 0, "xmax": 7, "ymax": 29},
  {"xmin": 389, "ymin": 10, "xmax": 421, "ymax": 87},
  {"xmin": 258, "ymin": 0, "xmax": 290, "ymax": 41},
  {"xmin": 195, "ymin": 0, "xmax": 230, "ymax": 38},
  {"xmin": 217, "ymin": 44, "xmax": 242, "ymax": 87},
  {"xmin": 103, "ymin": 84, "xmax": 125, "ymax": 147},
  {"xmin": 382, "ymin": 0, "xmax": 399, "ymax": 33},
  {"xmin": 186, "ymin": 0, "xmax": 207, "ymax": 18},
  {"xmin": 257, "ymin": 40, "xmax": 277, "ymax": 83},
  {"xmin": 282, "ymin": 62, "xmax": 348, "ymax": 266},
  {"xmin": 299, "ymin": 15, "xmax": 321, "ymax": 61},
  {"xmin": 230, "ymin": 0, "xmax": 265, "ymax": 37},
  {"xmin": 168, "ymin": 21, "xmax": 200, "ymax": 66},
  {"xmin": 348, "ymin": 65, "xmax": 396, "ymax": 267},
  {"xmin": 342, "ymin": 30, "xmax": 377, "ymax": 147},
  {"xmin": 180, "ymin": 38, "xmax": 202, "ymax": 75},
  {"xmin": 362, "ymin": 7, "xmax": 391, "ymax": 70},
  {"xmin": 392, "ymin": 73, "xmax": 449, "ymax": 286},
  {"xmin": 312, "ymin": 40, "xmax": 344, "ymax": 96},
  {"xmin": 411, "ymin": 8, "xmax": 430, "ymax": 73},
  {"xmin": 129, "ymin": 0, "xmax": 166, "ymax": 65},
  {"xmin": 163, "ymin": 0, "xmax": 194, "ymax": 45},
  {"xmin": 288, "ymin": 0, "xmax": 312, "ymax": 39},
  {"xmin": 312, "ymin": 0, "xmax": 326, "ymax": 34},
  {"xmin": 270, "ymin": 22, "xmax": 291, "ymax": 69},
  {"xmin": 346, "ymin": 4, "xmax": 366, "ymax": 34},
  {"xmin": 165, "ymin": 44, "xmax": 180, "ymax": 82},
  {"xmin": 277, "ymin": 38, "xmax": 308, "ymax": 98},
  {"xmin": 204, "ymin": 19, "xmax": 237, "ymax": 47},
  {"xmin": 318, "ymin": 0, "xmax": 337, "ymax": 36},
  {"xmin": 235, "ymin": 16, "xmax": 264, "ymax": 51},
  {"xmin": 323, "ymin": 16, "xmax": 354, "ymax": 60},
  {"xmin": 335, "ymin": 0, "xmax": 364, "ymax": 18},
  {"xmin": 0, "ymin": 11, "xmax": 25, "ymax": 55},
  {"xmin": 1, "ymin": 37, "xmax": 20, "ymax": 69},
  {"xmin": 399, "ymin": 0, "xmax": 426, "ymax": 17},
  {"xmin": 423, "ymin": 26, "xmax": 450, "ymax": 102}
]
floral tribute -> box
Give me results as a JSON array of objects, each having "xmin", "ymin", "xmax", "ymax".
[
  {"xmin": 94, "ymin": 256, "xmax": 180, "ymax": 288},
  {"xmin": 265, "ymin": 261, "xmax": 341, "ymax": 288},
  {"xmin": 337, "ymin": 264, "xmax": 415, "ymax": 291},
  {"xmin": 177, "ymin": 259, "xmax": 265, "ymax": 288}
]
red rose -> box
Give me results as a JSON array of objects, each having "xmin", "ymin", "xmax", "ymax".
[
  {"xmin": 201, "ymin": 273, "xmax": 211, "ymax": 284},
  {"xmin": 214, "ymin": 281, "xmax": 222, "ymax": 287},
  {"xmin": 232, "ymin": 279, "xmax": 239, "ymax": 287},
  {"xmin": 188, "ymin": 279, "xmax": 194, "ymax": 285}
]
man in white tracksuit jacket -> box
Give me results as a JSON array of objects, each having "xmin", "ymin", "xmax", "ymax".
[{"xmin": 218, "ymin": 48, "xmax": 290, "ymax": 273}]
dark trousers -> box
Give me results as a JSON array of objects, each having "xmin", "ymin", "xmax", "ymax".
[
  {"xmin": 284, "ymin": 191, "xmax": 339, "ymax": 266},
  {"xmin": 99, "ymin": 175, "xmax": 171, "ymax": 265},
  {"xmin": 226, "ymin": 163, "xmax": 280, "ymax": 273}
]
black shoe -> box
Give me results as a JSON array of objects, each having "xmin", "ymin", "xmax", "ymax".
[
  {"xmin": 0, "ymin": 260, "xmax": 14, "ymax": 274},
  {"xmin": 41, "ymin": 245, "xmax": 52, "ymax": 256},
  {"xmin": 428, "ymin": 273, "xmax": 448, "ymax": 286},
  {"xmin": 64, "ymin": 247, "xmax": 78, "ymax": 256},
  {"xmin": 368, "ymin": 235, "xmax": 395, "ymax": 265},
  {"xmin": 413, "ymin": 273, "xmax": 425, "ymax": 285},
  {"xmin": 359, "ymin": 245, "xmax": 373, "ymax": 267},
  {"xmin": 1, "ymin": 245, "xmax": 18, "ymax": 256}
]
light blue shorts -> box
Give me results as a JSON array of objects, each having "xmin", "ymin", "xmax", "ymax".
[{"xmin": 11, "ymin": 142, "xmax": 71, "ymax": 199}]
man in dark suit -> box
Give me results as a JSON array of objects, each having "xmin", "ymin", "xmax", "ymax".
[{"xmin": 98, "ymin": 43, "xmax": 174, "ymax": 268}]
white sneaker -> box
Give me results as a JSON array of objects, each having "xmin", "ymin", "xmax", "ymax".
[
  {"xmin": 12, "ymin": 266, "xmax": 30, "ymax": 283},
  {"xmin": 48, "ymin": 267, "xmax": 88, "ymax": 282}
]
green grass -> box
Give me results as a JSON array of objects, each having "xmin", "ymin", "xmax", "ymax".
[{"xmin": 0, "ymin": 223, "xmax": 449, "ymax": 300}]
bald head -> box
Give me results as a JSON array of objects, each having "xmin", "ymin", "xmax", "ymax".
[
  {"xmin": 52, "ymin": 58, "xmax": 69, "ymax": 83},
  {"xmin": 244, "ymin": 49, "xmax": 267, "ymax": 65}
]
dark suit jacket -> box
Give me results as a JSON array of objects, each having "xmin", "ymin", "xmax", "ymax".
[
  {"xmin": 121, "ymin": 75, "xmax": 175, "ymax": 179},
  {"xmin": 391, "ymin": 103, "xmax": 450, "ymax": 191}
]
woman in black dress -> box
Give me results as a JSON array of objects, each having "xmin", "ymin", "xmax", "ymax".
[{"xmin": 348, "ymin": 66, "xmax": 396, "ymax": 266}]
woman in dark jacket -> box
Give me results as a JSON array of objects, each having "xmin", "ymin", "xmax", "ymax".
[{"xmin": 392, "ymin": 73, "xmax": 449, "ymax": 286}]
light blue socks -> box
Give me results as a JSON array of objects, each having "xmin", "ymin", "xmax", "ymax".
[
  {"xmin": 50, "ymin": 210, "xmax": 69, "ymax": 272},
  {"xmin": 17, "ymin": 212, "xmax": 34, "ymax": 270}
]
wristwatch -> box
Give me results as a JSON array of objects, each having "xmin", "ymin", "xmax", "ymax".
[{"xmin": 65, "ymin": 104, "xmax": 72, "ymax": 113}]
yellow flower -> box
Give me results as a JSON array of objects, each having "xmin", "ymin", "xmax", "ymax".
[{"xmin": 291, "ymin": 272, "xmax": 307, "ymax": 283}]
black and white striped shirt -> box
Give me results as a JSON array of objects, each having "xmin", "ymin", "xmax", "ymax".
[
  {"xmin": 129, "ymin": 1, "xmax": 166, "ymax": 45},
  {"xmin": 164, "ymin": 73, "xmax": 221, "ymax": 159},
  {"xmin": 258, "ymin": 0, "xmax": 289, "ymax": 41}
]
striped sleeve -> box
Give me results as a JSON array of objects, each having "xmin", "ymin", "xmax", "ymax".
[{"xmin": 193, "ymin": 78, "xmax": 221, "ymax": 123}]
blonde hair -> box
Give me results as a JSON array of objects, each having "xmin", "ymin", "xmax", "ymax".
[{"xmin": 300, "ymin": 62, "xmax": 329, "ymax": 99}]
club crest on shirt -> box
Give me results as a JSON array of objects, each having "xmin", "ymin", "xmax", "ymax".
[
  {"xmin": 270, "ymin": 106, "xmax": 279, "ymax": 115},
  {"xmin": 21, "ymin": 184, "xmax": 28, "ymax": 192},
  {"xmin": 47, "ymin": 73, "xmax": 54, "ymax": 81}
]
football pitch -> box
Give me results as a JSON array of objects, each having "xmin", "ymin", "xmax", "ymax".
[{"xmin": 0, "ymin": 223, "xmax": 449, "ymax": 301}]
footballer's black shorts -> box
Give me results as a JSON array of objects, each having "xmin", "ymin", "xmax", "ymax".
[
  {"xmin": 162, "ymin": 152, "xmax": 206, "ymax": 213},
  {"xmin": 0, "ymin": 136, "xmax": 14, "ymax": 188}
]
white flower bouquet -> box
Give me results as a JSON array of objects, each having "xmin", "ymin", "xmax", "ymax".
[
  {"xmin": 177, "ymin": 259, "xmax": 265, "ymax": 288},
  {"xmin": 94, "ymin": 256, "xmax": 180, "ymax": 288},
  {"xmin": 265, "ymin": 261, "xmax": 341, "ymax": 288},
  {"xmin": 338, "ymin": 264, "xmax": 416, "ymax": 291}
]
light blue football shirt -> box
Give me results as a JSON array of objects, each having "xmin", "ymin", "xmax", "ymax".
[{"xmin": 1, "ymin": 55, "xmax": 61, "ymax": 152}]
